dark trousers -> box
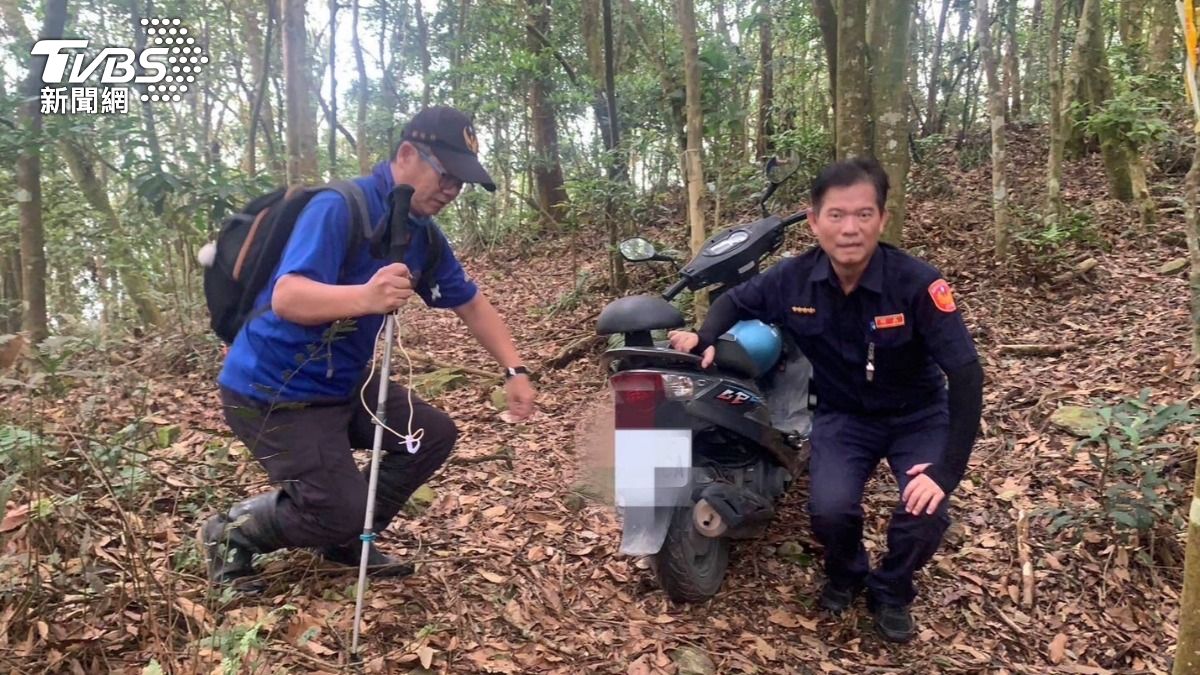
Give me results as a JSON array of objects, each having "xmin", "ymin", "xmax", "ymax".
[
  {"xmin": 220, "ymin": 373, "xmax": 458, "ymax": 548},
  {"xmin": 808, "ymin": 403, "xmax": 950, "ymax": 606}
]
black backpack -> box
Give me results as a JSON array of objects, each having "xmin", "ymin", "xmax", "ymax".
[{"xmin": 201, "ymin": 181, "xmax": 446, "ymax": 345}]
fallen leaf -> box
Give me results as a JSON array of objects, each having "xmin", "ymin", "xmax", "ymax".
[
  {"xmin": 1, "ymin": 503, "xmax": 29, "ymax": 532},
  {"xmin": 482, "ymin": 504, "xmax": 508, "ymax": 518},
  {"xmin": 1049, "ymin": 633, "xmax": 1068, "ymax": 664},
  {"xmin": 479, "ymin": 570, "xmax": 507, "ymax": 584},
  {"xmin": 767, "ymin": 608, "xmax": 800, "ymax": 628},
  {"xmin": 173, "ymin": 597, "xmax": 208, "ymax": 626},
  {"xmin": 417, "ymin": 646, "xmax": 435, "ymax": 669}
]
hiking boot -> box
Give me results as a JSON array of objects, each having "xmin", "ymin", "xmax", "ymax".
[
  {"xmin": 867, "ymin": 592, "xmax": 916, "ymax": 643},
  {"xmin": 318, "ymin": 541, "xmax": 415, "ymax": 578},
  {"xmin": 196, "ymin": 491, "xmax": 288, "ymax": 591},
  {"xmin": 818, "ymin": 581, "xmax": 861, "ymax": 613}
]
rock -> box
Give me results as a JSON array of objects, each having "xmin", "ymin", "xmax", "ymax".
[
  {"xmin": 672, "ymin": 646, "xmax": 716, "ymax": 675},
  {"xmin": 1049, "ymin": 406, "xmax": 1105, "ymax": 438},
  {"xmin": 776, "ymin": 541, "xmax": 810, "ymax": 565},
  {"xmin": 1158, "ymin": 258, "xmax": 1188, "ymax": 275},
  {"xmin": 403, "ymin": 484, "xmax": 437, "ymax": 515}
]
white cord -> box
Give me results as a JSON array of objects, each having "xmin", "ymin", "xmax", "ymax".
[{"xmin": 360, "ymin": 308, "xmax": 424, "ymax": 453}]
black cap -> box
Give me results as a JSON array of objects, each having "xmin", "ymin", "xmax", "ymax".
[{"xmin": 400, "ymin": 106, "xmax": 496, "ymax": 192}]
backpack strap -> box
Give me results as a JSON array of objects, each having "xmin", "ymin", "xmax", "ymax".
[{"xmin": 325, "ymin": 180, "xmax": 371, "ymax": 258}]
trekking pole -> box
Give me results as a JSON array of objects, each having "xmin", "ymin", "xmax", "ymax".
[{"xmin": 351, "ymin": 184, "xmax": 414, "ymax": 657}]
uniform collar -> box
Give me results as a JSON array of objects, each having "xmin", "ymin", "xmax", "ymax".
[{"xmin": 811, "ymin": 245, "xmax": 884, "ymax": 294}]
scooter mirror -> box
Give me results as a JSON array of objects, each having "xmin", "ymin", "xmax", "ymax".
[
  {"xmin": 619, "ymin": 237, "xmax": 657, "ymax": 262},
  {"xmin": 765, "ymin": 152, "xmax": 800, "ymax": 184}
]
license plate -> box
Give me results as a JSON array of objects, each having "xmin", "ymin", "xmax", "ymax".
[{"xmin": 614, "ymin": 428, "xmax": 691, "ymax": 508}]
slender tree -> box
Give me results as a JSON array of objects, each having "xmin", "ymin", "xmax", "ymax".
[
  {"xmin": 282, "ymin": 0, "xmax": 319, "ymax": 185},
  {"xmin": 0, "ymin": 0, "xmax": 68, "ymax": 344},
  {"xmin": 978, "ymin": 0, "xmax": 1009, "ymax": 259}
]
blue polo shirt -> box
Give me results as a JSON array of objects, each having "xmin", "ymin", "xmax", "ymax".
[
  {"xmin": 218, "ymin": 161, "xmax": 479, "ymax": 404},
  {"xmin": 723, "ymin": 243, "xmax": 978, "ymax": 415}
]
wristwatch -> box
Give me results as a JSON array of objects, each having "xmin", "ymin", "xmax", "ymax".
[{"xmin": 504, "ymin": 365, "xmax": 530, "ymax": 380}]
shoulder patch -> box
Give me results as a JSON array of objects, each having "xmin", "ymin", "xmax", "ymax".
[{"xmin": 928, "ymin": 279, "xmax": 957, "ymax": 313}]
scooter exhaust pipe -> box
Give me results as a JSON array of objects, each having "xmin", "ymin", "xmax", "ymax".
[{"xmin": 692, "ymin": 499, "xmax": 728, "ymax": 537}]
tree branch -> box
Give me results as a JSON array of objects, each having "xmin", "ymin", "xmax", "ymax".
[{"xmin": 525, "ymin": 21, "xmax": 581, "ymax": 88}]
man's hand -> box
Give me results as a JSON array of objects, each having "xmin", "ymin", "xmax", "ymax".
[
  {"xmin": 360, "ymin": 263, "xmax": 414, "ymax": 314},
  {"xmin": 902, "ymin": 463, "xmax": 946, "ymax": 515},
  {"xmin": 667, "ymin": 330, "xmax": 716, "ymax": 368},
  {"xmin": 504, "ymin": 375, "xmax": 536, "ymax": 421}
]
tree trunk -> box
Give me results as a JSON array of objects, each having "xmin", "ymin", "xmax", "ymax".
[
  {"xmin": 1, "ymin": 247, "xmax": 21, "ymax": 334},
  {"xmin": 1118, "ymin": 0, "xmax": 1145, "ymax": 73},
  {"xmin": 978, "ymin": 0, "xmax": 1009, "ymax": 260},
  {"xmin": 622, "ymin": 0, "xmax": 687, "ymax": 180},
  {"xmin": 923, "ymin": 0, "xmax": 952, "ymax": 136},
  {"xmin": 756, "ymin": 0, "xmax": 774, "ymax": 159},
  {"xmin": 1176, "ymin": 429, "xmax": 1200, "ymax": 673},
  {"xmin": 416, "ymin": 4, "xmax": 431, "ymax": 108},
  {"xmin": 1081, "ymin": 0, "xmax": 1131, "ymax": 202},
  {"xmin": 836, "ymin": 0, "xmax": 870, "ymax": 159},
  {"xmin": 352, "ymin": 0, "xmax": 371, "ymax": 172},
  {"xmin": 526, "ymin": 0, "xmax": 569, "ymax": 226},
  {"xmin": 60, "ymin": 140, "xmax": 162, "ymax": 328},
  {"xmin": 1003, "ymin": 0, "xmax": 1022, "ymax": 119},
  {"xmin": 282, "ymin": 0, "xmax": 319, "ymax": 186},
  {"xmin": 582, "ymin": 0, "xmax": 613, "ymax": 154},
  {"xmin": 242, "ymin": 0, "xmax": 280, "ymax": 179},
  {"xmin": 813, "ymin": 0, "xmax": 838, "ymax": 148},
  {"xmin": 1022, "ymin": 0, "xmax": 1043, "ymax": 112},
  {"xmin": 1179, "ymin": 130, "xmax": 1200, "ymax": 658},
  {"xmin": 1148, "ymin": 0, "xmax": 1176, "ymax": 77},
  {"xmin": 2, "ymin": 0, "xmax": 67, "ymax": 344},
  {"xmin": 1047, "ymin": 0, "xmax": 1084, "ymax": 224},
  {"xmin": 326, "ymin": 0, "xmax": 338, "ymax": 179},
  {"xmin": 871, "ymin": 0, "xmax": 913, "ymax": 245},
  {"xmin": 678, "ymin": 0, "xmax": 707, "ymax": 320}
]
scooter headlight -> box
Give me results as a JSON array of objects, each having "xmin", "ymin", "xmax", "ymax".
[{"xmin": 662, "ymin": 374, "xmax": 695, "ymax": 400}]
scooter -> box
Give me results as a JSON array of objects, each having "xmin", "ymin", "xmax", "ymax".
[{"xmin": 596, "ymin": 159, "xmax": 815, "ymax": 602}]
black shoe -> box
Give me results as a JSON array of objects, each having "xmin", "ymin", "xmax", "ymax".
[
  {"xmin": 318, "ymin": 541, "xmax": 415, "ymax": 578},
  {"xmin": 196, "ymin": 491, "xmax": 287, "ymax": 590},
  {"xmin": 819, "ymin": 581, "xmax": 861, "ymax": 613},
  {"xmin": 867, "ymin": 593, "xmax": 916, "ymax": 643}
]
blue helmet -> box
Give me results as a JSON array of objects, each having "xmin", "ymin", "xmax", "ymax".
[{"xmin": 727, "ymin": 319, "xmax": 782, "ymax": 374}]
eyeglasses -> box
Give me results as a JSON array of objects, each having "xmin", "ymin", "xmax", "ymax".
[{"xmin": 413, "ymin": 144, "xmax": 464, "ymax": 193}]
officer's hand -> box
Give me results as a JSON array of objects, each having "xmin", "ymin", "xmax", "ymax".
[
  {"xmin": 667, "ymin": 330, "xmax": 699, "ymax": 353},
  {"xmin": 667, "ymin": 331, "xmax": 716, "ymax": 368},
  {"xmin": 361, "ymin": 263, "xmax": 414, "ymax": 314},
  {"xmin": 504, "ymin": 374, "xmax": 537, "ymax": 421},
  {"xmin": 902, "ymin": 463, "xmax": 945, "ymax": 515}
]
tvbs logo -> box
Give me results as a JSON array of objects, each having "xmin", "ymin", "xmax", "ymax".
[{"xmin": 34, "ymin": 18, "xmax": 207, "ymax": 105}]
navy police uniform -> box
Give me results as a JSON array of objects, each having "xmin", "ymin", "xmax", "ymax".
[{"xmin": 698, "ymin": 242, "xmax": 979, "ymax": 606}]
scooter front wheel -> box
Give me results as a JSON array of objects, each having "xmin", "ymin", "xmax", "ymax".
[{"xmin": 654, "ymin": 505, "xmax": 730, "ymax": 603}]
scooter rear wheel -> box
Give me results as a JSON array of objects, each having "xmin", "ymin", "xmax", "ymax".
[{"xmin": 655, "ymin": 505, "xmax": 730, "ymax": 603}]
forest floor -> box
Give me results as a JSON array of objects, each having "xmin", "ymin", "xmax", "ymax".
[{"xmin": 1, "ymin": 127, "xmax": 1198, "ymax": 675}]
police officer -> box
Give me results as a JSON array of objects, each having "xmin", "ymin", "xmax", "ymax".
[{"xmin": 669, "ymin": 157, "xmax": 983, "ymax": 642}]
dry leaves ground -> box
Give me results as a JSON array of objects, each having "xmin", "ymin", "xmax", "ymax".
[{"xmin": 0, "ymin": 129, "xmax": 1196, "ymax": 674}]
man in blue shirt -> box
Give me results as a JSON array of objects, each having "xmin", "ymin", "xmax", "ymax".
[
  {"xmin": 669, "ymin": 158, "xmax": 983, "ymax": 642},
  {"xmin": 198, "ymin": 107, "xmax": 537, "ymax": 589}
]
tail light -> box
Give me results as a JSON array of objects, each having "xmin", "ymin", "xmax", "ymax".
[
  {"xmin": 612, "ymin": 372, "xmax": 663, "ymax": 428},
  {"xmin": 612, "ymin": 372, "xmax": 695, "ymax": 428}
]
